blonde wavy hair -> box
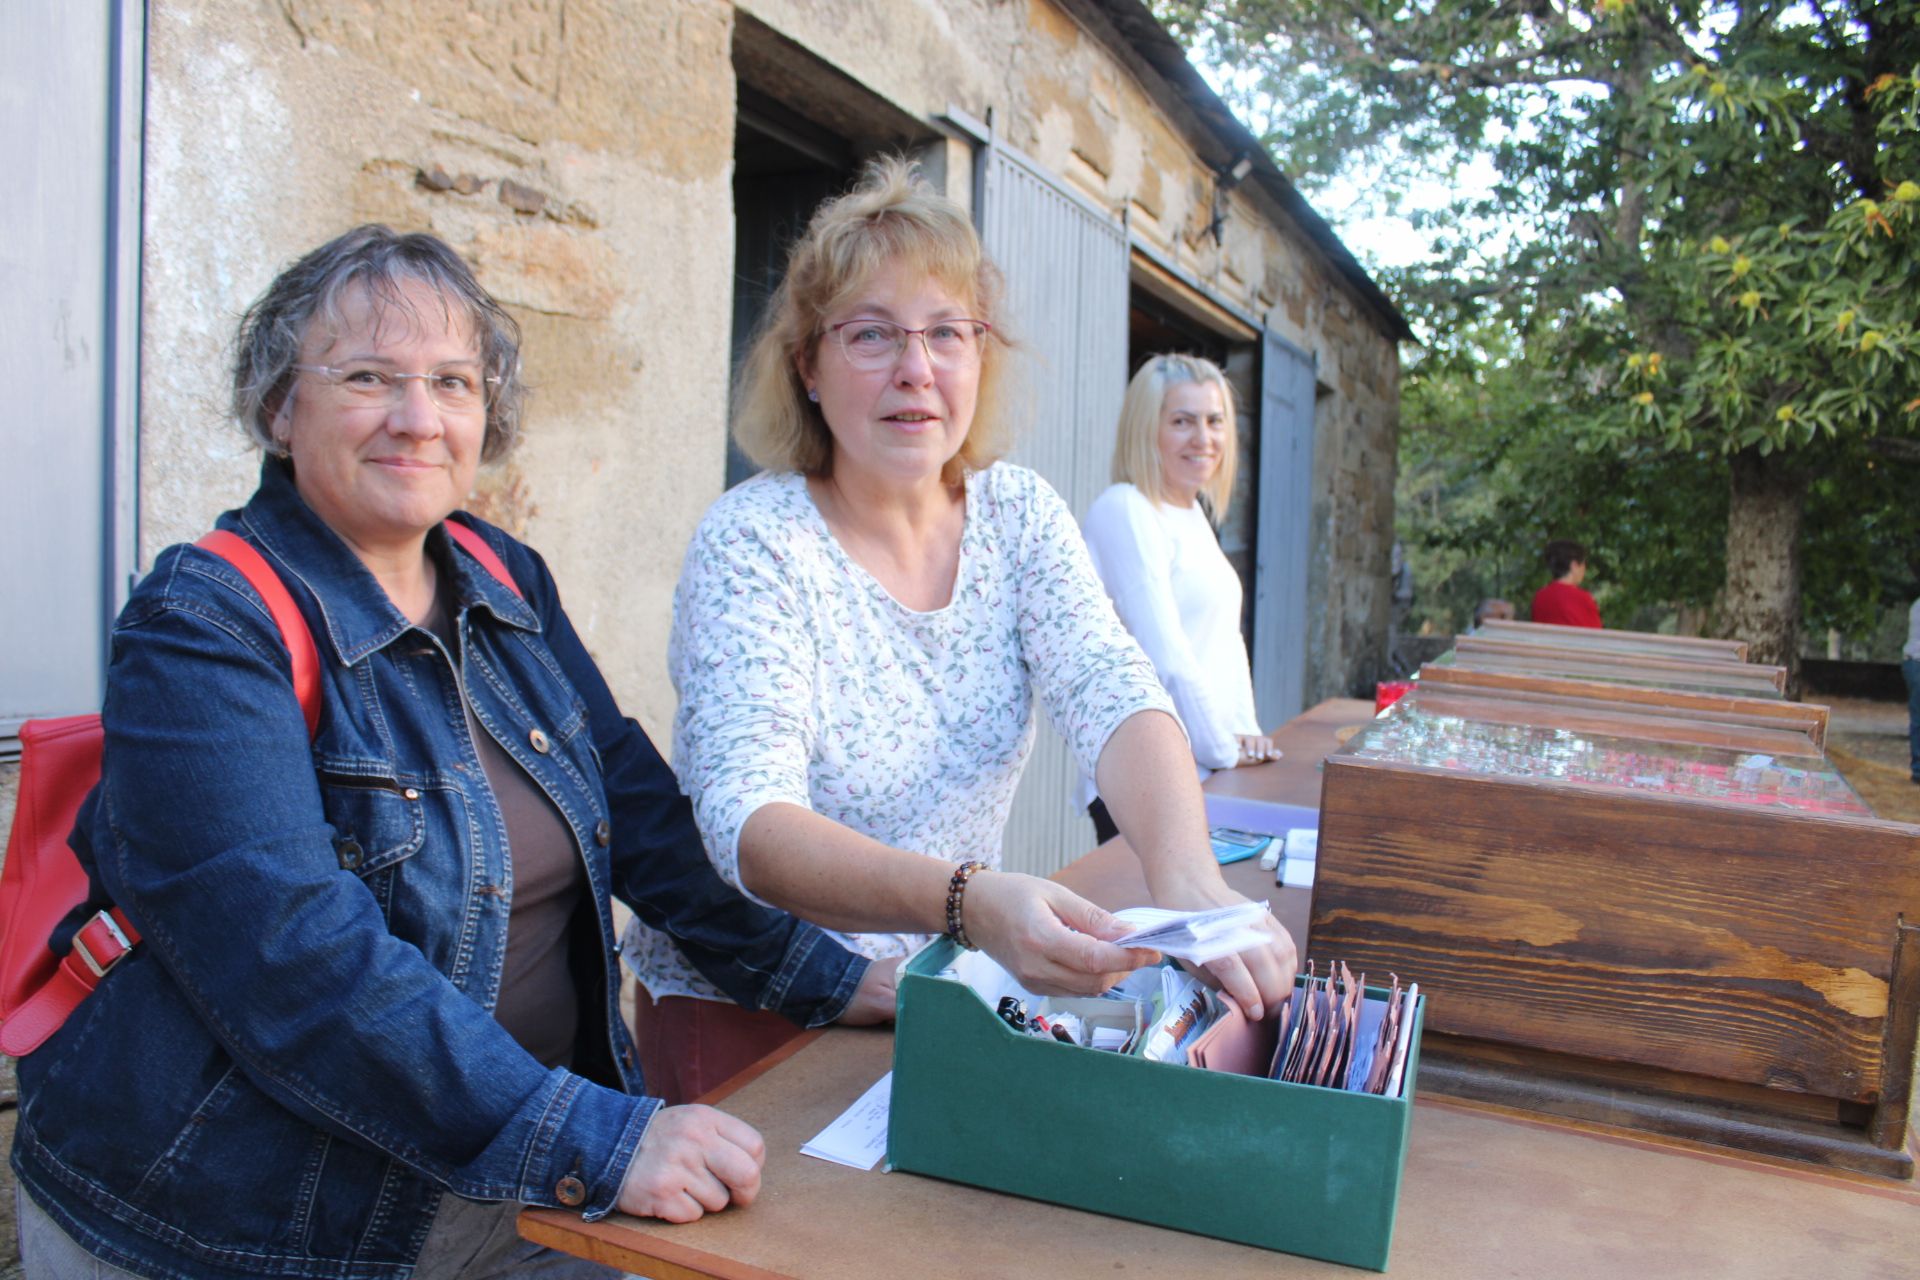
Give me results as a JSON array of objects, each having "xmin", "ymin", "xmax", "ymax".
[
  {"xmin": 731, "ymin": 156, "xmax": 1013, "ymax": 484},
  {"xmin": 1111, "ymin": 353, "xmax": 1239, "ymax": 522}
]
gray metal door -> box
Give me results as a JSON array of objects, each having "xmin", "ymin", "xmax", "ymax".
[
  {"xmin": 1, "ymin": 1, "xmax": 143, "ymax": 753},
  {"xmin": 1252, "ymin": 331, "xmax": 1316, "ymax": 727},
  {"xmin": 975, "ymin": 135, "xmax": 1129, "ymax": 876}
]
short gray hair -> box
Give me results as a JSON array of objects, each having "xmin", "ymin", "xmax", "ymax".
[{"xmin": 230, "ymin": 225, "xmax": 525, "ymax": 462}]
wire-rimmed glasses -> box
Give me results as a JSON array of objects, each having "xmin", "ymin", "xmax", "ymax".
[
  {"xmin": 827, "ymin": 319, "xmax": 991, "ymax": 371},
  {"xmin": 292, "ymin": 363, "xmax": 499, "ymax": 413}
]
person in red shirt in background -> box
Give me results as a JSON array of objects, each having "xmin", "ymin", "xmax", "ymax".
[{"xmin": 1530, "ymin": 538, "xmax": 1602, "ymax": 627}]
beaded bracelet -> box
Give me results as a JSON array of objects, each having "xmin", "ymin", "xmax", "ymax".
[{"xmin": 944, "ymin": 860, "xmax": 989, "ymax": 950}]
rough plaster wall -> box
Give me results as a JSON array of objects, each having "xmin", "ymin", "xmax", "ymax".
[
  {"xmin": 140, "ymin": 0, "xmax": 736, "ymax": 733},
  {"xmin": 743, "ymin": 0, "xmax": 1402, "ymax": 702},
  {"xmin": 1307, "ymin": 322, "xmax": 1401, "ymax": 702}
]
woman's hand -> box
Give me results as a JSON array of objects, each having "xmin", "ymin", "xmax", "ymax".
[
  {"xmin": 836, "ymin": 956, "xmax": 902, "ymax": 1026},
  {"xmin": 963, "ymin": 871, "xmax": 1161, "ymax": 996},
  {"xmin": 617, "ymin": 1105, "xmax": 766, "ymax": 1223},
  {"xmin": 1152, "ymin": 874, "xmax": 1298, "ymax": 1022},
  {"xmin": 1235, "ymin": 734, "xmax": 1280, "ymax": 766}
]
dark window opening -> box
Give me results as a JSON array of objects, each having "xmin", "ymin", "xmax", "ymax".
[{"xmin": 728, "ymin": 91, "xmax": 856, "ymax": 489}]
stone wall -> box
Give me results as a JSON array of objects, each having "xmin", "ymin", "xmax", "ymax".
[{"xmin": 139, "ymin": 0, "xmax": 738, "ymax": 734}]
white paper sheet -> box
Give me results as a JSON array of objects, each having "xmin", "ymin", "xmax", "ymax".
[
  {"xmin": 799, "ymin": 1071, "xmax": 893, "ymax": 1171},
  {"xmin": 1111, "ymin": 901, "xmax": 1270, "ymax": 964}
]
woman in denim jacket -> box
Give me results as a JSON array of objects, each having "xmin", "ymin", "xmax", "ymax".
[{"xmin": 10, "ymin": 227, "xmax": 893, "ymax": 1280}]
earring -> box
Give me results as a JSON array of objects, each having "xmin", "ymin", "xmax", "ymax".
[{"xmin": 807, "ymin": 388, "xmax": 820, "ymax": 403}]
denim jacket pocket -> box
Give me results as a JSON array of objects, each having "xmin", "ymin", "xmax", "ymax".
[{"xmin": 318, "ymin": 776, "xmax": 426, "ymax": 912}]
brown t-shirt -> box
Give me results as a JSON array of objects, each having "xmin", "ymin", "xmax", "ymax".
[{"xmin": 423, "ymin": 593, "xmax": 585, "ymax": 1068}]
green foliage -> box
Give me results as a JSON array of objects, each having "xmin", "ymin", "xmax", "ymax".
[
  {"xmin": 1802, "ymin": 443, "xmax": 1920, "ymax": 639},
  {"xmin": 1160, "ymin": 0, "xmax": 1920, "ymax": 650},
  {"xmin": 1397, "ymin": 322, "xmax": 1729, "ymax": 635}
]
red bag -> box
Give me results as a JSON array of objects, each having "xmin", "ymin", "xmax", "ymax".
[{"xmin": 0, "ymin": 521, "xmax": 518, "ymax": 1057}]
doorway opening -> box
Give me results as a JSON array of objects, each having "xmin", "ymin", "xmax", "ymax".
[{"xmin": 1126, "ymin": 275, "xmax": 1260, "ymax": 638}]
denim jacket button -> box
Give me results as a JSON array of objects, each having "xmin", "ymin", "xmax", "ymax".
[
  {"xmin": 594, "ymin": 819, "xmax": 611, "ymax": 847},
  {"xmin": 402, "ymin": 787, "xmax": 420, "ymax": 801},
  {"xmin": 529, "ymin": 729, "xmax": 551, "ymax": 754},
  {"xmin": 335, "ymin": 839, "xmax": 364, "ymax": 871},
  {"xmin": 555, "ymin": 1175, "xmax": 587, "ymax": 1206}
]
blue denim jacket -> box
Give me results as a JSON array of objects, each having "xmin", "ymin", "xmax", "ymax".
[{"xmin": 12, "ymin": 459, "xmax": 868, "ymax": 1280}]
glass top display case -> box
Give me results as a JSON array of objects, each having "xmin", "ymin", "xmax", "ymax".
[
  {"xmin": 1311, "ymin": 672, "xmax": 1920, "ymax": 1179},
  {"xmin": 1348, "ymin": 682, "xmax": 1867, "ymax": 816}
]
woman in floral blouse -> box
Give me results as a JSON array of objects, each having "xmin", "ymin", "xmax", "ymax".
[{"xmin": 624, "ymin": 159, "xmax": 1299, "ymax": 1100}]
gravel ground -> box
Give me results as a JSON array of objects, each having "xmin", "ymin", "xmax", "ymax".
[{"xmin": 1819, "ymin": 695, "xmax": 1919, "ymax": 822}]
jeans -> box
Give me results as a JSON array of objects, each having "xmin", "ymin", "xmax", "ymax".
[
  {"xmin": 18, "ymin": 1184, "xmax": 635, "ymax": 1280},
  {"xmin": 1904, "ymin": 657, "xmax": 1920, "ymax": 782},
  {"xmin": 410, "ymin": 1192, "xmax": 636, "ymax": 1280},
  {"xmin": 18, "ymin": 1186, "xmax": 147, "ymax": 1279}
]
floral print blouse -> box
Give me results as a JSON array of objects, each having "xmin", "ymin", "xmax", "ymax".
[{"xmin": 623, "ymin": 462, "xmax": 1175, "ymax": 1000}]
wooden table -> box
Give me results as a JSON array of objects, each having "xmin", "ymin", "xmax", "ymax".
[
  {"xmin": 522, "ymin": 698, "xmax": 1920, "ymax": 1277},
  {"xmin": 526, "ymin": 1028, "xmax": 1920, "ymax": 1279}
]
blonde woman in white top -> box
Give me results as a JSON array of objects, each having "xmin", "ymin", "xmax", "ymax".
[{"xmin": 1080, "ymin": 354, "xmax": 1276, "ymax": 841}]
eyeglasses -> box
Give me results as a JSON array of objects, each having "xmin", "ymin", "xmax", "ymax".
[
  {"xmin": 292, "ymin": 363, "xmax": 499, "ymax": 413},
  {"xmin": 827, "ymin": 319, "xmax": 991, "ymax": 371}
]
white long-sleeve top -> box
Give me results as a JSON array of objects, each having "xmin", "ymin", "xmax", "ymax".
[
  {"xmin": 1079, "ymin": 483, "xmax": 1260, "ymax": 801},
  {"xmin": 624, "ymin": 463, "xmax": 1174, "ymax": 1001}
]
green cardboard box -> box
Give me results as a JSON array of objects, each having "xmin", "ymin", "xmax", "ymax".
[{"xmin": 888, "ymin": 939, "xmax": 1423, "ymax": 1271}]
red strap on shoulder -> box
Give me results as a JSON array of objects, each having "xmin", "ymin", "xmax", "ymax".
[
  {"xmin": 196, "ymin": 530, "xmax": 322, "ymax": 736},
  {"xmin": 443, "ymin": 519, "xmax": 524, "ymax": 598}
]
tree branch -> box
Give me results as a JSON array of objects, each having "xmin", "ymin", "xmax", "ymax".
[{"xmin": 1867, "ymin": 436, "xmax": 1920, "ymax": 464}]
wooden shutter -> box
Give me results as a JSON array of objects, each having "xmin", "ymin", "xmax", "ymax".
[
  {"xmin": 975, "ymin": 133, "xmax": 1128, "ymax": 876},
  {"xmin": 1252, "ymin": 331, "xmax": 1317, "ymax": 727}
]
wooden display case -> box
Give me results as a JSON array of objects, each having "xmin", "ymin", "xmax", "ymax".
[
  {"xmin": 1415, "ymin": 664, "xmax": 1830, "ymax": 748},
  {"xmin": 1308, "ymin": 680, "xmax": 1920, "ymax": 1178},
  {"xmin": 1477, "ymin": 617, "xmax": 1749, "ymax": 663},
  {"xmin": 1440, "ymin": 635, "xmax": 1789, "ymax": 698}
]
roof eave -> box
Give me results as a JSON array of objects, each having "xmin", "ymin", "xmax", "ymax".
[{"xmin": 1080, "ymin": 0, "xmax": 1415, "ymax": 343}]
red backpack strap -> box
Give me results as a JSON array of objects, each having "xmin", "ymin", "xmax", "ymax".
[
  {"xmin": 0, "ymin": 901, "xmax": 140, "ymax": 1057},
  {"xmin": 443, "ymin": 518, "xmax": 524, "ymax": 599},
  {"xmin": 196, "ymin": 530, "xmax": 323, "ymax": 736}
]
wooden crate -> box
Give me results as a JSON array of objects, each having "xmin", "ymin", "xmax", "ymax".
[
  {"xmin": 1477, "ymin": 618, "xmax": 1749, "ymax": 663},
  {"xmin": 1308, "ymin": 681, "xmax": 1920, "ymax": 1178},
  {"xmin": 1443, "ymin": 636, "xmax": 1788, "ymax": 698}
]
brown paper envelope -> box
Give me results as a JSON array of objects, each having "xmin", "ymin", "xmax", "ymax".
[
  {"xmin": 1365, "ymin": 974, "xmax": 1402, "ymax": 1094},
  {"xmin": 1311, "ymin": 976, "xmax": 1346, "ymax": 1086},
  {"xmin": 1187, "ymin": 995, "xmax": 1280, "ymax": 1077},
  {"xmin": 1269, "ymin": 984, "xmax": 1304, "ymax": 1079}
]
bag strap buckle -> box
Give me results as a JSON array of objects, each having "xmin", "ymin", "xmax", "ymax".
[{"xmin": 71, "ymin": 909, "xmax": 134, "ymax": 982}]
